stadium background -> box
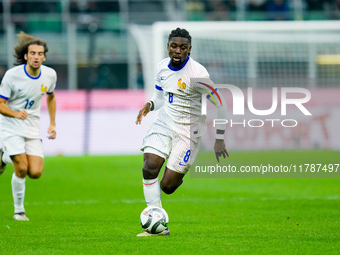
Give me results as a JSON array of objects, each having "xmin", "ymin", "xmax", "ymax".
[
  {"xmin": 0, "ymin": 1, "xmax": 340, "ymax": 254},
  {"xmin": 0, "ymin": 0, "xmax": 340, "ymax": 155}
]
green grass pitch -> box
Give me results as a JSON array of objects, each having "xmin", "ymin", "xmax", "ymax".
[{"xmin": 0, "ymin": 151, "xmax": 339, "ymax": 254}]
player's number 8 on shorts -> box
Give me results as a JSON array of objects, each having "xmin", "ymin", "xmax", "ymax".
[{"xmin": 183, "ymin": 150, "xmax": 191, "ymax": 163}]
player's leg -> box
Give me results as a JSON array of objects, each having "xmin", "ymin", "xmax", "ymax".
[
  {"xmin": 11, "ymin": 153, "xmax": 29, "ymax": 221},
  {"xmin": 137, "ymin": 123, "xmax": 172, "ymax": 236},
  {"xmin": 137, "ymin": 152, "xmax": 170, "ymax": 237},
  {"xmin": 0, "ymin": 133, "xmax": 28, "ymax": 220},
  {"xmin": 142, "ymin": 152, "xmax": 165, "ymax": 208},
  {"xmin": 11, "ymin": 138, "xmax": 43, "ymax": 221},
  {"xmin": 0, "ymin": 134, "xmax": 14, "ymax": 174},
  {"xmin": 141, "ymin": 122, "xmax": 171, "ymax": 208},
  {"xmin": 27, "ymin": 155, "xmax": 44, "ymax": 179},
  {"xmin": 1, "ymin": 134, "xmax": 29, "ymax": 220},
  {"xmin": 160, "ymin": 134, "xmax": 201, "ymax": 194},
  {"xmin": 0, "ymin": 148, "xmax": 8, "ymax": 175},
  {"xmin": 160, "ymin": 167, "xmax": 185, "ymax": 195},
  {"xmin": 10, "ymin": 153, "xmax": 42, "ymax": 221},
  {"xmin": 26, "ymin": 138, "xmax": 44, "ymax": 179},
  {"xmin": 1, "ymin": 150, "xmax": 13, "ymax": 165},
  {"xmin": 143, "ymin": 153, "xmax": 164, "ymax": 179}
]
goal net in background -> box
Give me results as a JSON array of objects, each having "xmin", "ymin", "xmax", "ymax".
[
  {"xmin": 130, "ymin": 21, "xmax": 340, "ymax": 92},
  {"xmin": 130, "ymin": 21, "xmax": 340, "ymax": 150}
]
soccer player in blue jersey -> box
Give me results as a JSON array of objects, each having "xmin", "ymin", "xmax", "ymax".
[
  {"xmin": 0, "ymin": 32, "xmax": 57, "ymax": 221},
  {"xmin": 135, "ymin": 28, "xmax": 228, "ymax": 236}
]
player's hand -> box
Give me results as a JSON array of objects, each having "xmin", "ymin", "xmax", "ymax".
[
  {"xmin": 16, "ymin": 109, "xmax": 28, "ymax": 120},
  {"xmin": 135, "ymin": 102, "xmax": 151, "ymax": 125},
  {"xmin": 47, "ymin": 125, "xmax": 56, "ymax": 139},
  {"xmin": 214, "ymin": 139, "xmax": 229, "ymax": 163}
]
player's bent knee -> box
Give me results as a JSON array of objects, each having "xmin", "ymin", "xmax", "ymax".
[
  {"xmin": 142, "ymin": 162, "xmax": 161, "ymax": 179},
  {"xmin": 160, "ymin": 170, "xmax": 184, "ymax": 194},
  {"xmin": 142, "ymin": 167, "xmax": 158, "ymax": 179},
  {"xmin": 15, "ymin": 165, "xmax": 28, "ymax": 177},
  {"xmin": 27, "ymin": 167, "xmax": 43, "ymax": 179},
  {"xmin": 28, "ymin": 171, "xmax": 42, "ymax": 179},
  {"xmin": 160, "ymin": 182, "xmax": 178, "ymax": 195}
]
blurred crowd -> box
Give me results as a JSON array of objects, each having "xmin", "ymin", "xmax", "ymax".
[
  {"xmin": 0, "ymin": 0, "xmax": 339, "ymax": 90},
  {"xmin": 0, "ymin": 0, "xmax": 339, "ymax": 20},
  {"xmin": 187, "ymin": 0, "xmax": 340, "ymax": 20}
]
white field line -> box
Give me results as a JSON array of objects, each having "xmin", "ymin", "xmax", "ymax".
[{"xmin": 0, "ymin": 196, "xmax": 339, "ymax": 207}]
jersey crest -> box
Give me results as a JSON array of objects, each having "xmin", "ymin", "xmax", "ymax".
[
  {"xmin": 178, "ymin": 78, "xmax": 186, "ymax": 89},
  {"xmin": 177, "ymin": 78, "xmax": 187, "ymax": 93},
  {"xmin": 41, "ymin": 85, "xmax": 47, "ymax": 92}
]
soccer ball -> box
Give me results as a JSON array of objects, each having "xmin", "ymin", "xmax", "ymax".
[{"xmin": 140, "ymin": 206, "xmax": 169, "ymax": 234}]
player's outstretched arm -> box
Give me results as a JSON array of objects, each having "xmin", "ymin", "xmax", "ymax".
[
  {"xmin": 0, "ymin": 98, "xmax": 28, "ymax": 119},
  {"xmin": 214, "ymin": 103, "xmax": 229, "ymax": 163},
  {"xmin": 135, "ymin": 101, "xmax": 152, "ymax": 125},
  {"xmin": 136, "ymin": 87, "xmax": 165, "ymax": 125},
  {"xmin": 214, "ymin": 134, "xmax": 229, "ymax": 163},
  {"xmin": 136, "ymin": 86, "xmax": 165, "ymax": 125},
  {"xmin": 46, "ymin": 92, "xmax": 56, "ymax": 139},
  {"xmin": 195, "ymin": 79, "xmax": 229, "ymax": 162}
]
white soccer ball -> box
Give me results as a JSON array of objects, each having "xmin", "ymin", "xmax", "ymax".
[{"xmin": 140, "ymin": 206, "xmax": 169, "ymax": 234}]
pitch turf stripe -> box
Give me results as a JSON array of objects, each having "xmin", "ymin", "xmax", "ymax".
[{"xmin": 1, "ymin": 196, "xmax": 339, "ymax": 207}]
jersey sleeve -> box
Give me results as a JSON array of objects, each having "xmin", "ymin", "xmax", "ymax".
[
  {"xmin": 154, "ymin": 58, "xmax": 168, "ymax": 90},
  {"xmin": 150, "ymin": 59, "xmax": 168, "ymax": 111},
  {"xmin": 0, "ymin": 72, "xmax": 13, "ymax": 100},
  {"xmin": 198, "ymin": 65, "xmax": 210, "ymax": 79},
  {"xmin": 47, "ymin": 69, "xmax": 57, "ymax": 94},
  {"xmin": 151, "ymin": 68, "xmax": 165, "ymax": 111},
  {"xmin": 155, "ymin": 68, "xmax": 161, "ymax": 89},
  {"xmin": 150, "ymin": 86, "xmax": 165, "ymax": 111}
]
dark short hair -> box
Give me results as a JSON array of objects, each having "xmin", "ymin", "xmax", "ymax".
[{"xmin": 168, "ymin": 28, "xmax": 191, "ymax": 44}]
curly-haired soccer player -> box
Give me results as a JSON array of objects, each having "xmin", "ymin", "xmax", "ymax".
[{"xmin": 0, "ymin": 32, "xmax": 57, "ymax": 221}]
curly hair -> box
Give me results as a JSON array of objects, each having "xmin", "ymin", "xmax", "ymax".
[
  {"xmin": 14, "ymin": 31, "xmax": 48, "ymax": 65},
  {"xmin": 168, "ymin": 28, "xmax": 191, "ymax": 44}
]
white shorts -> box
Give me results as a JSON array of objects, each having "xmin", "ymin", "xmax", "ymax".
[
  {"xmin": 1, "ymin": 131, "xmax": 44, "ymax": 158},
  {"xmin": 141, "ymin": 121, "xmax": 201, "ymax": 175}
]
